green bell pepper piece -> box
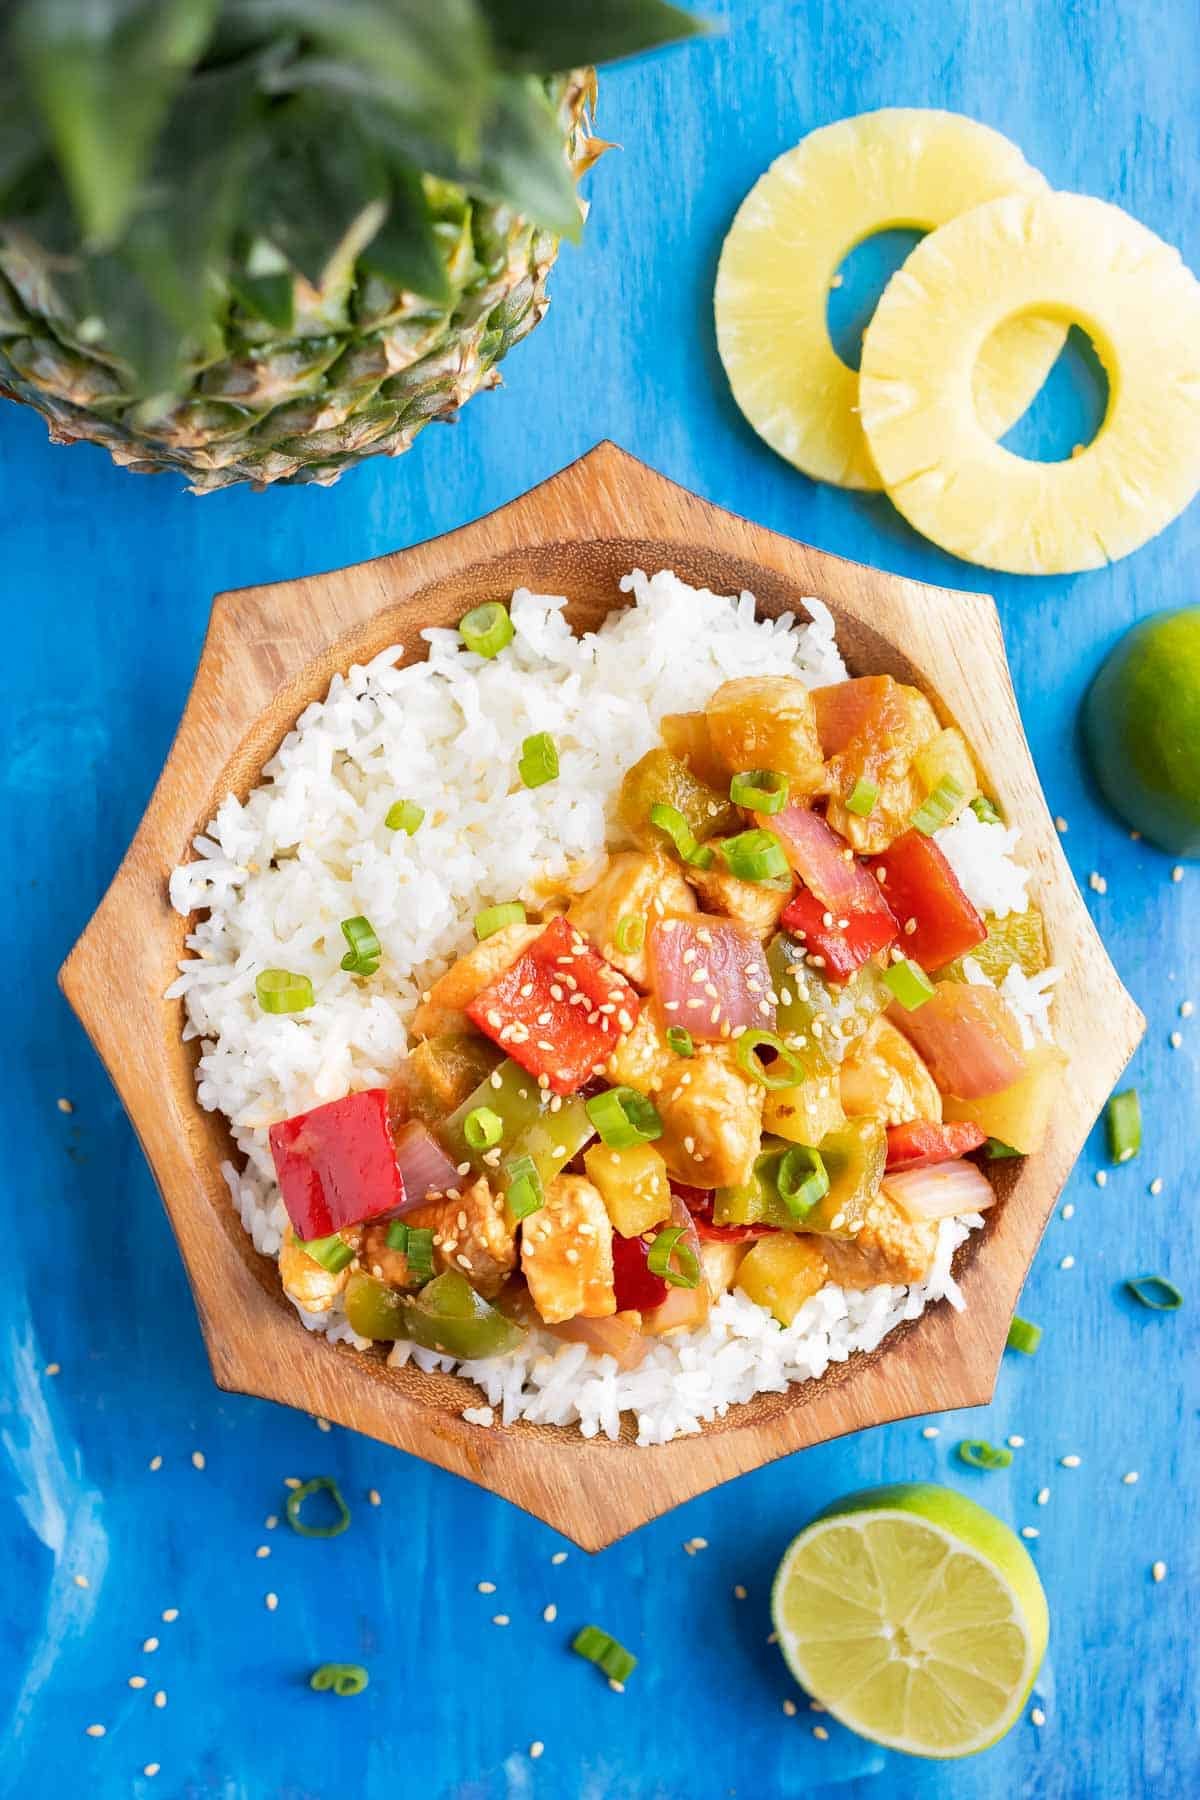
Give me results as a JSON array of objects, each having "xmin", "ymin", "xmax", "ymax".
[
  {"xmin": 439, "ymin": 1057, "xmax": 594, "ymax": 1211},
  {"xmin": 399, "ymin": 1270, "xmax": 527, "ymax": 1359}
]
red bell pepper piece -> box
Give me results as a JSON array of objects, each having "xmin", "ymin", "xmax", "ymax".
[
  {"xmin": 611, "ymin": 1229, "xmax": 671, "ymax": 1311},
  {"xmin": 780, "ymin": 883, "xmax": 899, "ymax": 982},
  {"xmin": 867, "ymin": 830, "xmax": 987, "ymax": 969},
  {"xmin": 268, "ymin": 1088, "xmax": 403, "ymax": 1241},
  {"xmin": 674, "ymin": 1183, "xmax": 775, "ymax": 1243},
  {"xmin": 466, "ymin": 914, "xmax": 640, "ymax": 1096},
  {"xmin": 885, "ymin": 1119, "xmax": 987, "ymax": 1170}
]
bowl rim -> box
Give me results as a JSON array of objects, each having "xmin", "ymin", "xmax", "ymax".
[{"xmin": 59, "ymin": 442, "xmax": 1143, "ymax": 1548}]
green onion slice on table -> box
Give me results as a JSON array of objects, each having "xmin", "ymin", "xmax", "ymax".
[
  {"xmin": 572, "ymin": 1625, "xmax": 637, "ymax": 1684},
  {"xmin": 310, "ymin": 1663, "xmax": 369, "ymax": 1696},
  {"xmin": 475, "ymin": 901, "xmax": 526, "ymax": 940},
  {"xmin": 518, "ymin": 732, "xmax": 559, "ymax": 789},
  {"xmin": 649, "ymin": 802, "xmax": 714, "ymax": 869},
  {"xmin": 720, "ymin": 828, "xmax": 789, "ymax": 883},
  {"xmin": 385, "ymin": 798, "xmax": 424, "ymax": 835},
  {"xmin": 256, "ymin": 969, "xmax": 314, "ymax": 1014},
  {"xmin": 911, "ymin": 776, "xmax": 964, "ymax": 835},
  {"xmin": 286, "ymin": 1476, "xmax": 351, "ymax": 1538},
  {"xmin": 340, "ymin": 915, "xmax": 381, "ymax": 975},
  {"xmin": 957, "ymin": 1439, "xmax": 1013, "ymax": 1470},
  {"xmin": 646, "ymin": 1225, "xmax": 700, "ymax": 1289},
  {"xmin": 459, "ymin": 601, "xmax": 514, "ymax": 659},
  {"xmin": 1125, "ymin": 1275, "xmax": 1183, "ymax": 1311},
  {"xmin": 1106, "ymin": 1088, "xmax": 1142, "ymax": 1163},
  {"xmin": 586, "ymin": 1086, "xmax": 663, "ymax": 1149},
  {"xmin": 883, "ymin": 957, "xmax": 935, "ymax": 1011},
  {"xmin": 729, "ymin": 768, "xmax": 789, "ymax": 814},
  {"xmin": 1005, "ymin": 1315, "xmax": 1042, "ymax": 1354}
]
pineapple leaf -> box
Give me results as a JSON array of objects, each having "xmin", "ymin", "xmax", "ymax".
[
  {"xmin": 12, "ymin": 0, "xmax": 221, "ymax": 247},
  {"xmin": 358, "ymin": 169, "xmax": 453, "ymax": 306},
  {"xmin": 474, "ymin": 77, "xmax": 583, "ymax": 241},
  {"xmin": 238, "ymin": 98, "xmax": 387, "ymax": 288},
  {"xmin": 481, "ymin": 0, "xmax": 706, "ymax": 71}
]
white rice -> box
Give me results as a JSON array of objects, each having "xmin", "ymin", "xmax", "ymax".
[{"xmin": 168, "ymin": 569, "xmax": 1055, "ymax": 1446}]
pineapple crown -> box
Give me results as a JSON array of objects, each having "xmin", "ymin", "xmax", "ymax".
[{"xmin": 0, "ymin": 0, "xmax": 700, "ymax": 392}]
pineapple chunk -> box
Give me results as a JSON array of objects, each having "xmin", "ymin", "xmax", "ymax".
[
  {"xmin": 605, "ymin": 1009, "xmax": 675, "ymax": 1094},
  {"xmin": 699, "ymin": 1236, "xmax": 751, "ymax": 1301},
  {"xmin": 840, "ymin": 1016, "xmax": 943, "ymax": 1126},
  {"xmin": 687, "ymin": 851, "xmax": 792, "ymax": 938},
  {"xmin": 914, "ymin": 728, "xmax": 978, "ymax": 823},
  {"xmin": 706, "ymin": 675, "xmax": 826, "ymax": 799},
  {"xmin": 859, "ymin": 190, "xmax": 1200, "ymax": 573},
  {"xmin": 583, "ymin": 1141, "xmax": 672, "ymax": 1238},
  {"xmin": 714, "ymin": 109, "xmax": 1065, "ymax": 491},
  {"xmin": 943, "ymin": 1043, "xmax": 1068, "ymax": 1153},
  {"xmin": 660, "ymin": 711, "xmax": 730, "ymax": 788},
  {"xmin": 737, "ymin": 1233, "xmax": 828, "ymax": 1326},
  {"xmin": 568, "ymin": 850, "xmax": 696, "ymax": 986},
  {"xmin": 764, "ymin": 1073, "xmax": 845, "ymax": 1146},
  {"xmin": 656, "ymin": 1045, "xmax": 765, "ymax": 1188},
  {"xmin": 521, "ymin": 1175, "xmax": 616, "ymax": 1323}
]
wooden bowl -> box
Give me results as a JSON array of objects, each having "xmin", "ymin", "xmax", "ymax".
[{"xmin": 60, "ymin": 443, "xmax": 1142, "ymax": 1549}]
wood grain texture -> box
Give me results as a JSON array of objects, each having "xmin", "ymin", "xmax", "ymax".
[{"xmin": 59, "ymin": 443, "xmax": 1142, "ymax": 1548}]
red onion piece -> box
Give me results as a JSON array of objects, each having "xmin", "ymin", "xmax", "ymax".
[
  {"xmin": 890, "ymin": 983, "xmax": 1026, "ymax": 1099},
  {"xmin": 391, "ymin": 1119, "xmax": 463, "ymax": 1209},
  {"xmin": 641, "ymin": 1196, "xmax": 710, "ymax": 1336},
  {"xmin": 545, "ymin": 1310, "xmax": 650, "ymax": 1370},
  {"xmin": 883, "ymin": 1160, "xmax": 996, "ymax": 1221},
  {"xmin": 648, "ymin": 913, "xmax": 774, "ymax": 1043},
  {"xmin": 771, "ymin": 801, "xmax": 880, "ymax": 915}
]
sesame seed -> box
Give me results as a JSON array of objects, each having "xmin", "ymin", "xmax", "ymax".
[
  {"xmin": 1181, "ymin": 1000, "xmax": 1194, "ymax": 1018},
  {"xmin": 128, "ymin": 1675, "xmax": 147, "ymax": 1689},
  {"xmin": 368, "ymin": 1489, "xmax": 381, "ymax": 1507},
  {"xmin": 1095, "ymin": 1170, "xmax": 1108, "ymax": 1188},
  {"xmin": 255, "ymin": 1545, "xmax": 270, "ymax": 1559},
  {"xmin": 1008, "ymin": 1435, "xmax": 1025, "ymax": 1448},
  {"xmin": 85, "ymin": 1724, "xmax": 105, "ymax": 1738},
  {"xmin": 809, "ymin": 1701, "xmax": 826, "ymax": 1713},
  {"xmin": 1171, "ymin": 866, "xmax": 1183, "ymax": 882},
  {"xmin": 1150, "ymin": 1177, "xmax": 1164, "ymax": 1196},
  {"xmin": 767, "ymin": 1632, "xmax": 779, "ymax": 1645},
  {"xmin": 265, "ymin": 1515, "xmax": 278, "ymax": 1530},
  {"xmin": 161, "ymin": 1609, "xmax": 179, "ymax": 1623},
  {"xmin": 265, "ymin": 1593, "xmax": 278, "ymax": 1611},
  {"xmin": 154, "ymin": 1690, "xmax": 167, "ymax": 1709},
  {"xmin": 73, "ymin": 1574, "xmax": 89, "ymax": 1589},
  {"xmin": 543, "ymin": 1603, "xmax": 557, "ymax": 1623},
  {"xmin": 492, "ymin": 1614, "xmax": 510, "ymax": 1626},
  {"xmin": 1170, "ymin": 1031, "xmax": 1183, "ymax": 1049},
  {"xmin": 529, "ymin": 1742, "xmax": 544, "ymax": 1759},
  {"xmin": 143, "ymin": 1637, "xmax": 159, "ymax": 1653},
  {"xmin": 608, "ymin": 1678, "xmax": 625, "ymax": 1694},
  {"xmin": 1054, "ymin": 816, "xmax": 1068, "ymax": 833},
  {"xmin": 921, "ymin": 1426, "xmax": 939, "ymax": 1439},
  {"xmin": 45, "ymin": 1362, "xmax": 61, "ymax": 1376},
  {"xmin": 813, "ymin": 1725, "xmax": 829, "ymax": 1741},
  {"xmin": 1123, "ymin": 1471, "xmax": 1139, "ymax": 1485},
  {"xmin": 1088, "ymin": 871, "xmax": 1107, "ymax": 894},
  {"xmin": 1060, "ymin": 1255, "xmax": 1075, "ymax": 1270},
  {"xmin": 1031, "ymin": 1706, "xmax": 1046, "ymax": 1727},
  {"xmin": 1152, "ymin": 1561, "xmax": 1167, "ymax": 1582},
  {"xmin": 551, "ymin": 1551, "xmax": 568, "ymax": 1565},
  {"xmin": 1021, "ymin": 1527, "xmax": 1039, "ymax": 1539},
  {"xmin": 734, "ymin": 1585, "xmax": 747, "ymax": 1600},
  {"xmin": 782, "ymin": 1699, "xmax": 797, "ymax": 1717},
  {"xmin": 144, "ymin": 1767, "xmax": 160, "ymax": 1780},
  {"xmin": 191, "ymin": 1451, "xmax": 206, "ymax": 1470},
  {"xmin": 478, "ymin": 1580, "xmax": 496, "ymax": 1593},
  {"xmin": 1037, "ymin": 1488, "xmax": 1050, "ymax": 1505},
  {"xmin": 1061, "ymin": 1454, "xmax": 1081, "ymax": 1468},
  {"xmin": 1062, "ymin": 1203, "xmax": 1075, "ymax": 1220},
  {"xmin": 149, "ymin": 1455, "xmax": 163, "ymax": 1471}
]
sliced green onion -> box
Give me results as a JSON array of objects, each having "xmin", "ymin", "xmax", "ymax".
[
  {"xmin": 475, "ymin": 900, "xmax": 526, "ymax": 940},
  {"xmin": 385, "ymin": 798, "xmax": 424, "ymax": 835},
  {"xmin": 646, "ymin": 1225, "xmax": 700, "ymax": 1290},
  {"xmin": 300, "ymin": 1233, "xmax": 355, "ymax": 1275},
  {"xmin": 464, "ymin": 1106, "xmax": 504, "ymax": 1151},
  {"xmin": 256, "ymin": 969, "xmax": 314, "ymax": 1014},
  {"xmin": 585, "ymin": 1085, "xmax": 663, "ymax": 1149},
  {"xmin": 385, "ymin": 1220, "xmax": 435, "ymax": 1283},
  {"xmin": 666, "ymin": 1026, "xmax": 695, "ymax": 1058},
  {"xmin": 1005, "ymin": 1315, "xmax": 1042, "ymax": 1354},
  {"xmin": 957, "ymin": 1439, "xmax": 1012, "ymax": 1470},
  {"xmin": 846, "ymin": 777, "xmax": 879, "ymax": 818},
  {"xmin": 459, "ymin": 601, "xmax": 514, "ymax": 659},
  {"xmin": 340, "ymin": 915, "xmax": 381, "ymax": 976},
  {"xmin": 504, "ymin": 1153, "xmax": 544, "ymax": 1220},
  {"xmin": 1106, "ymin": 1088, "xmax": 1141, "ymax": 1163},
  {"xmin": 614, "ymin": 913, "xmax": 646, "ymax": 955},
  {"xmin": 720, "ymin": 828, "xmax": 789, "ymax": 884},
  {"xmin": 572, "ymin": 1625, "xmax": 637, "ymax": 1685},
  {"xmin": 911, "ymin": 775, "xmax": 965, "ymax": 835},
  {"xmin": 310, "ymin": 1663, "xmax": 369, "ymax": 1697},
  {"xmin": 776, "ymin": 1145, "xmax": 830, "ymax": 1221},
  {"xmin": 518, "ymin": 731, "xmax": 559, "ymax": 789},
  {"xmin": 729, "ymin": 768, "xmax": 790, "ymax": 814},
  {"xmin": 1125, "ymin": 1275, "xmax": 1183, "ymax": 1312},
  {"xmin": 970, "ymin": 795, "xmax": 1002, "ymax": 825},
  {"xmin": 285, "ymin": 1476, "xmax": 351, "ymax": 1539},
  {"xmin": 734, "ymin": 1029, "xmax": 806, "ymax": 1090},
  {"xmin": 648, "ymin": 801, "xmax": 714, "ymax": 869},
  {"xmin": 883, "ymin": 957, "xmax": 935, "ymax": 1011},
  {"xmin": 985, "ymin": 1137, "xmax": 1023, "ymax": 1160}
]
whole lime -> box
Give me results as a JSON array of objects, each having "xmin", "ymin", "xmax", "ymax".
[{"xmin": 1084, "ymin": 608, "xmax": 1200, "ymax": 857}]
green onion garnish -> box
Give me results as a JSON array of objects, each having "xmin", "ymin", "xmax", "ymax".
[
  {"xmin": 385, "ymin": 798, "xmax": 424, "ymax": 835},
  {"xmin": 957, "ymin": 1439, "xmax": 1013, "ymax": 1470},
  {"xmin": 459, "ymin": 601, "xmax": 514, "ymax": 659},
  {"xmin": 504, "ymin": 1153, "xmax": 544, "ymax": 1220},
  {"xmin": 729, "ymin": 768, "xmax": 790, "ymax": 814},
  {"xmin": 646, "ymin": 1225, "xmax": 700, "ymax": 1290},
  {"xmin": 585, "ymin": 1085, "xmax": 663, "ymax": 1149},
  {"xmin": 1005, "ymin": 1315, "xmax": 1042, "ymax": 1354},
  {"xmin": 720, "ymin": 828, "xmax": 790, "ymax": 884},
  {"xmin": 614, "ymin": 914, "xmax": 646, "ymax": 955},
  {"xmin": 883, "ymin": 957, "xmax": 935, "ymax": 1011},
  {"xmin": 846, "ymin": 777, "xmax": 879, "ymax": 817},
  {"xmin": 285, "ymin": 1476, "xmax": 351, "ymax": 1539},
  {"xmin": 464, "ymin": 1105, "xmax": 504, "ymax": 1151},
  {"xmin": 985, "ymin": 1138, "xmax": 1022, "ymax": 1160},
  {"xmin": 666, "ymin": 1026, "xmax": 695, "ymax": 1058},
  {"xmin": 300, "ymin": 1233, "xmax": 355, "ymax": 1274},
  {"xmin": 572, "ymin": 1625, "xmax": 637, "ymax": 1685},
  {"xmin": 911, "ymin": 775, "xmax": 965, "ymax": 835},
  {"xmin": 256, "ymin": 969, "xmax": 314, "ymax": 1014},
  {"xmin": 1125, "ymin": 1275, "xmax": 1183, "ymax": 1312},
  {"xmin": 648, "ymin": 802, "xmax": 714, "ymax": 869},
  {"xmin": 776, "ymin": 1145, "xmax": 830, "ymax": 1220},
  {"xmin": 340, "ymin": 915, "xmax": 381, "ymax": 976},
  {"xmin": 734, "ymin": 1029, "xmax": 806, "ymax": 1090},
  {"xmin": 518, "ymin": 731, "xmax": 559, "ymax": 789},
  {"xmin": 970, "ymin": 795, "xmax": 1001, "ymax": 825},
  {"xmin": 1106, "ymin": 1088, "xmax": 1141, "ymax": 1163},
  {"xmin": 385, "ymin": 1220, "xmax": 435, "ymax": 1282},
  {"xmin": 474, "ymin": 901, "xmax": 526, "ymax": 940},
  {"xmin": 310, "ymin": 1663, "xmax": 369, "ymax": 1697}
]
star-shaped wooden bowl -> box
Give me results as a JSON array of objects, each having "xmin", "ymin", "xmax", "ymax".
[{"xmin": 61, "ymin": 443, "xmax": 1142, "ymax": 1549}]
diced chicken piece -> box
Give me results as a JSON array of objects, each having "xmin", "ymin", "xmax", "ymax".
[
  {"xmin": 687, "ymin": 854, "xmax": 792, "ymax": 939},
  {"xmin": 568, "ymin": 850, "xmax": 696, "ymax": 986},
  {"xmin": 406, "ymin": 1175, "xmax": 517, "ymax": 1298},
  {"xmin": 605, "ymin": 1008, "xmax": 675, "ymax": 1094},
  {"xmin": 359, "ymin": 1219, "xmax": 420, "ymax": 1289},
  {"xmin": 840, "ymin": 1016, "xmax": 943, "ymax": 1126},
  {"xmin": 655, "ymin": 1046, "xmax": 765, "ymax": 1188},
  {"xmin": 411, "ymin": 922, "xmax": 542, "ymax": 1037},
  {"xmin": 521, "ymin": 1175, "xmax": 616, "ymax": 1323},
  {"xmin": 706, "ymin": 675, "xmax": 826, "ymax": 800},
  {"xmin": 279, "ymin": 1224, "xmax": 357, "ymax": 1314},
  {"xmin": 818, "ymin": 1190, "xmax": 938, "ymax": 1288},
  {"xmin": 822, "ymin": 679, "xmax": 941, "ymax": 853},
  {"xmin": 698, "ymin": 1235, "xmax": 750, "ymax": 1300}
]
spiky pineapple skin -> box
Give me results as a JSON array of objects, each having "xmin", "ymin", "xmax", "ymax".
[{"xmin": 0, "ymin": 74, "xmax": 597, "ymax": 492}]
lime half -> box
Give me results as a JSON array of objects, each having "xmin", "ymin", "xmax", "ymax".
[{"xmin": 771, "ymin": 1483, "xmax": 1048, "ymax": 1758}]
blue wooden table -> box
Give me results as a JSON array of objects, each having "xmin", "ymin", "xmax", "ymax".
[{"xmin": 3, "ymin": 3, "xmax": 1197, "ymax": 1794}]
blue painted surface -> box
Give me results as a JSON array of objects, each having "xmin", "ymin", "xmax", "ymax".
[{"xmin": 2, "ymin": 3, "xmax": 1198, "ymax": 1794}]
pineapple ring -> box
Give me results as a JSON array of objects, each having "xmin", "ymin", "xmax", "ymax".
[
  {"xmin": 714, "ymin": 109, "xmax": 1067, "ymax": 491},
  {"xmin": 860, "ymin": 191, "xmax": 1200, "ymax": 574}
]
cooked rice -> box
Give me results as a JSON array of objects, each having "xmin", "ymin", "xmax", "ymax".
[{"xmin": 168, "ymin": 570, "xmax": 1053, "ymax": 1445}]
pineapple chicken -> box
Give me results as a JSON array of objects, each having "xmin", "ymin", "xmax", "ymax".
[
  {"xmin": 655, "ymin": 1046, "xmax": 765, "ymax": 1188},
  {"xmin": 279, "ymin": 1225, "xmax": 356, "ymax": 1315},
  {"xmin": 407, "ymin": 1176, "xmax": 517, "ymax": 1299},
  {"xmin": 818, "ymin": 1191, "xmax": 939, "ymax": 1289},
  {"xmin": 706, "ymin": 676, "xmax": 826, "ymax": 801},
  {"xmin": 521, "ymin": 1175, "xmax": 616, "ymax": 1323},
  {"xmin": 412, "ymin": 922, "xmax": 541, "ymax": 1038},
  {"xmin": 605, "ymin": 1010, "xmax": 675, "ymax": 1094},
  {"xmin": 569, "ymin": 851, "xmax": 696, "ymax": 986},
  {"xmin": 859, "ymin": 189, "xmax": 1200, "ymax": 573},
  {"xmin": 0, "ymin": 2, "xmax": 698, "ymax": 491},
  {"xmin": 840, "ymin": 1017, "xmax": 943, "ymax": 1126},
  {"xmin": 687, "ymin": 852, "xmax": 792, "ymax": 938},
  {"xmin": 715, "ymin": 109, "xmax": 1065, "ymax": 491}
]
